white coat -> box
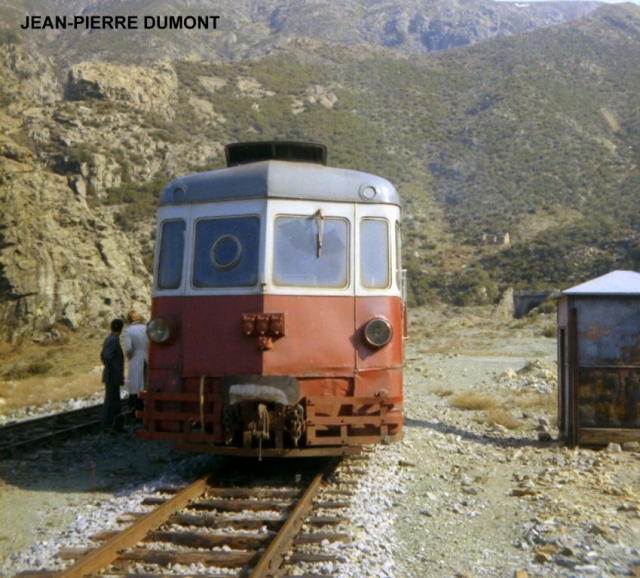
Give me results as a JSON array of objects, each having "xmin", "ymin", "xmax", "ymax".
[{"xmin": 124, "ymin": 322, "xmax": 149, "ymax": 394}]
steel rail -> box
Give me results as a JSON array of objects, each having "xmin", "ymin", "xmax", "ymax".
[
  {"xmin": 248, "ymin": 458, "xmax": 338, "ymax": 577},
  {"xmin": 19, "ymin": 457, "xmax": 349, "ymax": 578},
  {"xmin": 56, "ymin": 475, "xmax": 211, "ymax": 578},
  {"xmin": 0, "ymin": 405, "xmax": 109, "ymax": 459}
]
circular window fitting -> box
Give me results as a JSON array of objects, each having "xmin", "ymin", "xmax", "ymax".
[
  {"xmin": 211, "ymin": 234, "xmax": 243, "ymax": 270},
  {"xmin": 359, "ymin": 185, "xmax": 379, "ymax": 201},
  {"xmin": 172, "ymin": 185, "xmax": 187, "ymax": 202}
]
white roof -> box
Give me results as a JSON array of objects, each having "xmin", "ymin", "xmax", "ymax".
[
  {"xmin": 562, "ymin": 270, "xmax": 640, "ymax": 295},
  {"xmin": 159, "ymin": 161, "xmax": 400, "ymax": 206}
]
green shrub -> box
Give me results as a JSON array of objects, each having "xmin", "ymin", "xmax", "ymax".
[{"xmin": 27, "ymin": 361, "xmax": 54, "ymax": 375}]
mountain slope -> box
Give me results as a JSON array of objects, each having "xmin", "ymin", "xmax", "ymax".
[
  {"xmin": 1, "ymin": 1, "xmax": 639, "ymax": 339},
  {"xmin": 5, "ymin": 0, "xmax": 603, "ymax": 64}
]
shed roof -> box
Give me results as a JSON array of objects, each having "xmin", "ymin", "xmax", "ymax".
[{"xmin": 562, "ymin": 270, "xmax": 640, "ymax": 296}]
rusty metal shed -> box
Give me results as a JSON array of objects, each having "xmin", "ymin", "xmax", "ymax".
[{"xmin": 557, "ymin": 270, "xmax": 640, "ymax": 446}]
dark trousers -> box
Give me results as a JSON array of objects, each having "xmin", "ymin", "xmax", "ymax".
[
  {"xmin": 128, "ymin": 393, "xmax": 144, "ymax": 413},
  {"xmin": 102, "ymin": 382, "xmax": 124, "ymax": 431}
]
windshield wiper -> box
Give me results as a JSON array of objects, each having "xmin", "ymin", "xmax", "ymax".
[{"xmin": 314, "ymin": 209, "xmax": 324, "ymax": 258}]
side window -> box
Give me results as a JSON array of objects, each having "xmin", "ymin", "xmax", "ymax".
[
  {"xmin": 193, "ymin": 216, "xmax": 259, "ymax": 288},
  {"xmin": 273, "ymin": 215, "xmax": 349, "ymax": 288},
  {"xmin": 396, "ymin": 220, "xmax": 403, "ymax": 291},
  {"xmin": 157, "ymin": 219, "xmax": 185, "ymax": 290},
  {"xmin": 360, "ymin": 218, "xmax": 390, "ymax": 289}
]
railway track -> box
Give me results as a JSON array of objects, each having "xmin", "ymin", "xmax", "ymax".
[
  {"xmin": 0, "ymin": 405, "xmax": 129, "ymax": 459},
  {"xmin": 17, "ymin": 455, "xmax": 366, "ymax": 578}
]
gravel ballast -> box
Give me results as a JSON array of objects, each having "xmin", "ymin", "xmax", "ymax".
[{"xmin": 1, "ymin": 306, "xmax": 639, "ymax": 577}]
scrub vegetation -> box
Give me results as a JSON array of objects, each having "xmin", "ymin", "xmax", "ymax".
[
  {"xmin": 11, "ymin": 5, "xmax": 640, "ymax": 308},
  {"xmin": 104, "ymin": 17, "xmax": 640, "ymax": 306}
]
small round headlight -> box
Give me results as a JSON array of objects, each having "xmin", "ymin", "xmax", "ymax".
[
  {"xmin": 364, "ymin": 318, "xmax": 393, "ymax": 348},
  {"xmin": 147, "ymin": 317, "xmax": 172, "ymax": 343}
]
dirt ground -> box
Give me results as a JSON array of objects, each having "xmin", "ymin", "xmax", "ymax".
[
  {"xmin": 0, "ymin": 424, "xmax": 185, "ymax": 562},
  {"xmin": 1, "ymin": 305, "xmax": 639, "ymax": 577},
  {"xmin": 0, "ymin": 325, "xmax": 106, "ymax": 418},
  {"xmin": 394, "ymin": 306, "xmax": 640, "ymax": 577},
  {"xmin": 0, "ymin": 325, "xmax": 185, "ymax": 564}
]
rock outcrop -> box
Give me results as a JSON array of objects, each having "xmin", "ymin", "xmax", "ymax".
[
  {"xmin": 0, "ymin": 43, "xmax": 154, "ymax": 342},
  {"xmin": 0, "ymin": 147, "xmax": 151, "ymax": 342},
  {"xmin": 0, "ymin": 0, "xmax": 636, "ymax": 342},
  {"xmin": 67, "ymin": 61, "xmax": 178, "ymax": 119}
]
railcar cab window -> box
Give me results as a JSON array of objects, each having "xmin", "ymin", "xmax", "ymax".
[
  {"xmin": 273, "ymin": 214, "xmax": 349, "ymax": 288},
  {"xmin": 360, "ymin": 218, "xmax": 390, "ymax": 289},
  {"xmin": 157, "ymin": 219, "xmax": 186, "ymax": 290},
  {"xmin": 396, "ymin": 220, "xmax": 403, "ymax": 290},
  {"xmin": 193, "ymin": 217, "xmax": 259, "ymax": 287}
]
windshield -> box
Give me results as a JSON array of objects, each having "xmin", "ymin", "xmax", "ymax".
[
  {"xmin": 273, "ymin": 215, "xmax": 349, "ymax": 288},
  {"xmin": 193, "ymin": 216, "xmax": 260, "ymax": 287}
]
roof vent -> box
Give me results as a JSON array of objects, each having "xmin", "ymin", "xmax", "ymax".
[{"xmin": 225, "ymin": 141, "xmax": 327, "ymax": 167}]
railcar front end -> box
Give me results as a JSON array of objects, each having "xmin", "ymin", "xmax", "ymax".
[{"xmin": 137, "ymin": 142, "xmax": 405, "ymax": 457}]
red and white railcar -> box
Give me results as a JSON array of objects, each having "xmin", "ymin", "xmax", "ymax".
[{"xmin": 138, "ymin": 142, "xmax": 405, "ymax": 457}]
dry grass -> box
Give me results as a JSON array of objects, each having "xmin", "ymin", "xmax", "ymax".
[
  {"xmin": 449, "ymin": 392, "xmax": 500, "ymax": 412},
  {"xmin": 429, "ymin": 385, "xmax": 454, "ymax": 397},
  {"xmin": 449, "ymin": 389, "xmax": 556, "ymax": 430},
  {"xmin": 484, "ymin": 408, "xmax": 521, "ymax": 430},
  {"xmin": 510, "ymin": 389, "xmax": 557, "ymax": 416},
  {"xmin": 0, "ymin": 330, "xmax": 106, "ymax": 414},
  {"xmin": 541, "ymin": 324, "xmax": 557, "ymax": 338},
  {"xmin": 0, "ymin": 373, "xmax": 103, "ymax": 413}
]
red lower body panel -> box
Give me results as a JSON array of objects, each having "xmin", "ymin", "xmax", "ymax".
[{"xmin": 138, "ymin": 294, "xmax": 404, "ymax": 457}]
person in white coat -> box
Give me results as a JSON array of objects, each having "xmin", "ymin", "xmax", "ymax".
[{"xmin": 124, "ymin": 309, "xmax": 149, "ymax": 415}]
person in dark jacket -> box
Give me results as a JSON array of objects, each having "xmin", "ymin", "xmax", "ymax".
[{"xmin": 101, "ymin": 318, "xmax": 125, "ymax": 432}]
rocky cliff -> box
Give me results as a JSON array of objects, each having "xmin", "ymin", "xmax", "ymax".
[
  {"xmin": 1, "ymin": 0, "xmax": 638, "ymax": 340},
  {"xmin": 0, "ymin": 43, "xmax": 153, "ymax": 342},
  {"xmin": 67, "ymin": 61, "xmax": 178, "ymax": 118},
  {"xmin": 0, "ymin": 152, "xmax": 150, "ymax": 340}
]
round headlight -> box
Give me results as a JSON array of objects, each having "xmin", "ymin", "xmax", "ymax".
[
  {"xmin": 364, "ymin": 318, "xmax": 393, "ymax": 348},
  {"xmin": 147, "ymin": 317, "xmax": 172, "ymax": 343}
]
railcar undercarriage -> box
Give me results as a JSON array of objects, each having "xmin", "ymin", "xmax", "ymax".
[{"xmin": 138, "ymin": 386, "xmax": 403, "ymax": 458}]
